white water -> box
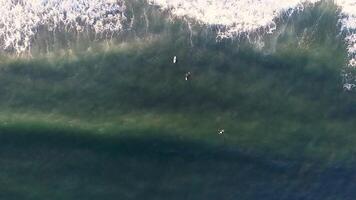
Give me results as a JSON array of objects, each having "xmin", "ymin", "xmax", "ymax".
[
  {"xmin": 0, "ymin": 0, "xmax": 126, "ymax": 54},
  {"xmin": 336, "ymin": 0, "xmax": 356, "ymax": 68},
  {"xmin": 150, "ymin": 0, "xmax": 356, "ymax": 85},
  {"xmin": 149, "ymin": 0, "xmax": 321, "ymax": 38},
  {"xmin": 0, "ymin": 0, "xmax": 355, "ymax": 73}
]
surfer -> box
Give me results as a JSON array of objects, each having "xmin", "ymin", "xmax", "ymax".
[
  {"xmin": 218, "ymin": 129, "xmax": 224, "ymax": 135},
  {"xmin": 185, "ymin": 71, "xmax": 191, "ymax": 81}
]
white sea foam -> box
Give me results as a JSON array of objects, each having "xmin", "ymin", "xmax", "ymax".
[
  {"xmin": 0, "ymin": 0, "xmax": 126, "ymax": 54},
  {"xmin": 0, "ymin": 0, "xmax": 355, "ymax": 73},
  {"xmin": 149, "ymin": 0, "xmax": 321, "ymax": 39},
  {"xmin": 150, "ymin": 0, "xmax": 356, "ymax": 86},
  {"xmin": 336, "ymin": 0, "xmax": 356, "ymax": 68}
]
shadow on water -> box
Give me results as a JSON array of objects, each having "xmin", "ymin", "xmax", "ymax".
[
  {"xmin": 0, "ymin": 1, "xmax": 355, "ymax": 199},
  {"xmin": 0, "ymin": 127, "xmax": 355, "ymax": 200}
]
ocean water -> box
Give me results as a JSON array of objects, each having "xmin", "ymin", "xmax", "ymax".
[{"xmin": 0, "ymin": 0, "xmax": 355, "ymax": 199}]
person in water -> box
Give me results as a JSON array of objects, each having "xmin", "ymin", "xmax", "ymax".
[
  {"xmin": 218, "ymin": 129, "xmax": 225, "ymax": 135},
  {"xmin": 185, "ymin": 71, "xmax": 191, "ymax": 81}
]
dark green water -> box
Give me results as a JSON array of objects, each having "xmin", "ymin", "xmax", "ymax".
[{"xmin": 0, "ymin": 1, "xmax": 355, "ymax": 199}]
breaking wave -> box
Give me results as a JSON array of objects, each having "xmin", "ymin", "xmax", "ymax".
[
  {"xmin": 0, "ymin": 0, "xmax": 355, "ymax": 86},
  {"xmin": 150, "ymin": 0, "xmax": 355, "ymax": 63},
  {"xmin": 0, "ymin": 0, "xmax": 127, "ymax": 54}
]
